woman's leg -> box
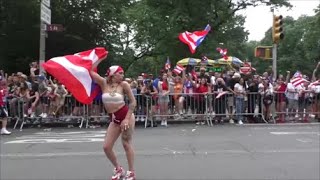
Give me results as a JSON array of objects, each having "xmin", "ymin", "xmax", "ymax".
[
  {"xmin": 103, "ymin": 122, "xmax": 122, "ymax": 168},
  {"xmin": 121, "ymin": 115, "xmax": 136, "ymax": 171}
]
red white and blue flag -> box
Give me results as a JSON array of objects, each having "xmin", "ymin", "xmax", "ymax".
[
  {"xmin": 216, "ymin": 47, "xmax": 228, "ymax": 60},
  {"xmin": 42, "ymin": 47, "xmax": 108, "ymax": 104},
  {"xmin": 165, "ymin": 57, "xmax": 171, "ymax": 70},
  {"xmin": 173, "ymin": 64, "xmax": 185, "ymax": 75},
  {"xmin": 290, "ymin": 71, "xmax": 308, "ymax": 87},
  {"xmin": 201, "ymin": 55, "xmax": 209, "ymax": 64},
  {"xmin": 179, "ymin": 24, "xmax": 211, "ymax": 54}
]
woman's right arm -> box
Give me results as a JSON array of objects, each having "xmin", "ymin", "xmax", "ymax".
[{"xmin": 90, "ymin": 57, "xmax": 107, "ymax": 88}]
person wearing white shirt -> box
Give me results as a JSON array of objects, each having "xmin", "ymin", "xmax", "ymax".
[
  {"xmin": 259, "ymin": 79, "xmax": 273, "ymax": 121},
  {"xmin": 234, "ymin": 78, "xmax": 246, "ymax": 125},
  {"xmin": 286, "ymin": 82, "xmax": 299, "ymax": 119}
]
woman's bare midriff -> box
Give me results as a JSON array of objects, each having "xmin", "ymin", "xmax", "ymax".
[{"xmin": 104, "ymin": 103, "xmax": 126, "ymax": 114}]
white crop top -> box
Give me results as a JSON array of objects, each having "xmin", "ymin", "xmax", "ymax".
[{"xmin": 102, "ymin": 93, "xmax": 125, "ymax": 104}]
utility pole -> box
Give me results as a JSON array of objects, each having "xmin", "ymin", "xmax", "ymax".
[
  {"xmin": 271, "ymin": 8, "xmax": 277, "ymax": 82},
  {"xmin": 39, "ymin": 21, "xmax": 46, "ymax": 73},
  {"xmin": 39, "ymin": 0, "xmax": 51, "ymax": 73},
  {"xmin": 271, "ymin": 8, "xmax": 284, "ymax": 82}
]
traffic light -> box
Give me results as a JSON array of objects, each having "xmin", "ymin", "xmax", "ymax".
[
  {"xmin": 272, "ymin": 15, "xmax": 284, "ymax": 44},
  {"xmin": 254, "ymin": 46, "xmax": 272, "ymax": 59}
]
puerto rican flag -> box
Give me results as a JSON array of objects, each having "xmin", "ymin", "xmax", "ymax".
[
  {"xmin": 201, "ymin": 55, "xmax": 209, "ymax": 64},
  {"xmin": 179, "ymin": 24, "xmax": 211, "ymax": 54},
  {"xmin": 216, "ymin": 47, "xmax": 228, "ymax": 60},
  {"xmin": 165, "ymin": 57, "xmax": 171, "ymax": 70},
  {"xmin": 173, "ymin": 64, "xmax": 185, "ymax": 75},
  {"xmin": 42, "ymin": 47, "xmax": 108, "ymax": 104}
]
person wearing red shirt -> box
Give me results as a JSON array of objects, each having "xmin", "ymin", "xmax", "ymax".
[{"xmin": 0, "ymin": 76, "xmax": 11, "ymax": 135}]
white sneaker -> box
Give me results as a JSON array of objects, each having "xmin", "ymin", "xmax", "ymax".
[
  {"xmin": 111, "ymin": 166, "xmax": 125, "ymax": 180},
  {"xmin": 1, "ymin": 128, "xmax": 11, "ymax": 135},
  {"xmin": 123, "ymin": 170, "xmax": 136, "ymax": 180},
  {"xmin": 238, "ymin": 120, "xmax": 243, "ymax": 125},
  {"xmin": 42, "ymin": 113, "xmax": 48, "ymax": 118},
  {"xmin": 229, "ymin": 119, "xmax": 234, "ymax": 124},
  {"xmin": 163, "ymin": 120, "xmax": 167, "ymax": 127}
]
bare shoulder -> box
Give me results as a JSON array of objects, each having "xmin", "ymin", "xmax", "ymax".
[
  {"xmin": 120, "ymin": 81, "xmax": 130, "ymax": 87},
  {"xmin": 120, "ymin": 81, "xmax": 131, "ymax": 91}
]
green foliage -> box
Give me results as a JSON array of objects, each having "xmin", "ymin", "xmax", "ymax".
[
  {"xmin": 0, "ymin": 0, "xmax": 296, "ymax": 77},
  {"xmin": 249, "ymin": 12, "xmax": 320, "ymax": 76}
]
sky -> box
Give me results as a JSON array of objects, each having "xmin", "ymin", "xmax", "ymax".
[{"xmin": 238, "ymin": 0, "xmax": 320, "ymax": 41}]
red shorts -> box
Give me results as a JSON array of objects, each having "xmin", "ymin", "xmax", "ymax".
[{"xmin": 109, "ymin": 105, "xmax": 128, "ymax": 125}]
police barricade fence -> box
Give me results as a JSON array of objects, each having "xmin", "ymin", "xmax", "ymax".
[
  {"xmin": 6, "ymin": 95, "xmax": 89, "ymax": 130},
  {"xmin": 5, "ymin": 92, "xmax": 319, "ymax": 130},
  {"xmin": 144, "ymin": 92, "xmax": 268, "ymax": 127},
  {"xmin": 271, "ymin": 91, "xmax": 320, "ymax": 123},
  {"xmin": 5, "ymin": 94, "xmax": 151, "ymax": 130}
]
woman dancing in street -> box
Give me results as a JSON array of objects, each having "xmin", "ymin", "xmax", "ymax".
[{"xmin": 90, "ymin": 62, "xmax": 137, "ymax": 180}]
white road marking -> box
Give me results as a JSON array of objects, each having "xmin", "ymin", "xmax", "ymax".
[
  {"xmin": 296, "ymin": 138, "xmax": 313, "ymax": 143},
  {"xmin": 270, "ymin": 132, "xmax": 320, "ymax": 135},
  {"xmin": 163, "ymin": 147, "xmax": 182, "ymax": 154},
  {"xmin": 5, "ymin": 138, "xmax": 104, "ymax": 144},
  {"xmin": 1, "ymin": 149, "xmax": 319, "ymax": 158},
  {"xmin": 4, "ymin": 131, "xmax": 106, "ymax": 144}
]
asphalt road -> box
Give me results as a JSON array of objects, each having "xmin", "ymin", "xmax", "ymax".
[{"xmin": 1, "ymin": 123, "xmax": 319, "ymax": 180}]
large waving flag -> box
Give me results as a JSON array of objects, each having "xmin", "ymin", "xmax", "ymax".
[
  {"xmin": 179, "ymin": 24, "xmax": 211, "ymax": 54},
  {"xmin": 42, "ymin": 47, "xmax": 108, "ymax": 104}
]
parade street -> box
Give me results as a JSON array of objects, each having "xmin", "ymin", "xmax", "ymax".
[{"xmin": 1, "ymin": 124, "xmax": 319, "ymax": 180}]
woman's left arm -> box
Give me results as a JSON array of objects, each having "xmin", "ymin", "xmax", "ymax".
[{"xmin": 122, "ymin": 81, "xmax": 137, "ymax": 120}]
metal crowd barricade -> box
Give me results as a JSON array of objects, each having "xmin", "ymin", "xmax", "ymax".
[
  {"xmin": 144, "ymin": 92, "xmax": 268, "ymax": 127},
  {"xmin": 6, "ymin": 91, "xmax": 319, "ymax": 130},
  {"xmin": 272, "ymin": 91, "xmax": 320, "ymax": 123},
  {"xmin": 8, "ymin": 95, "xmax": 89, "ymax": 130},
  {"xmin": 144, "ymin": 92, "xmax": 213, "ymax": 127}
]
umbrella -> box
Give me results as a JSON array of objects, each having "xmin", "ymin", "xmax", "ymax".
[
  {"xmin": 231, "ymin": 57, "xmax": 243, "ymax": 66},
  {"xmin": 177, "ymin": 58, "xmax": 201, "ymax": 66},
  {"xmin": 214, "ymin": 56, "xmax": 243, "ymax": 66}
]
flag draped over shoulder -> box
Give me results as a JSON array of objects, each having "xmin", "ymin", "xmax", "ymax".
[
  {"xmin": 42, "ymin": 47, "xmax": 108, "ymax": 104},
  {"xmin": 290, "ymin": 71, "xmax": 308, "ymax": 87},
  {"xmin": 178, "ymin": 24, "xmax": 211, "ymax": 54}
]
